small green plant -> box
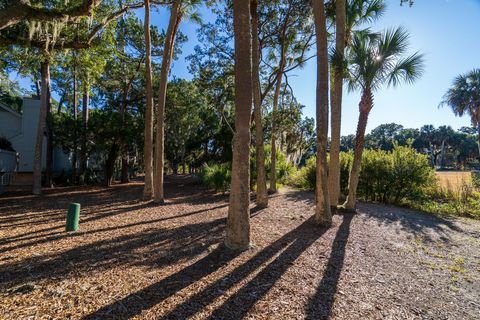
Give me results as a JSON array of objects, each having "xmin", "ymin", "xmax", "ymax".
[
  {"xmin": 250, "ymin": 145, "xmax": 294, "ymax": 187},
  {"xmin": 199, "ymin": 163, "xmax": 231, "ymax": 192},
  {"xmin": 472, "ymin": 171, "xmax": 480, "ymax": 189},
  {"xmin": 288, "ymin": 152, "xmax": 352, "ymax": 193}
]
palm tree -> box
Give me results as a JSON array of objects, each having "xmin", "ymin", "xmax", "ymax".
[
  {"xmin": 345, "ymin": 0, "xmax": 386, "ymax": 45},
  {"xmin": 143, "ymin": 0, "xmax": 154, "ymax": 199},
  {"xmin": 328, "ymin": 0, "xmax": 386, "ymax": 207},
  {"xmin": 327, "ymin": 0, "xmax": 346, "ymax": 208},
  {"xmin": 441, "ymin": 69, "xmax": 480, "ymax": 157},
  {"xmin": 341, "ymin": 27, "xmax": 424, "ymax": 210},
  {"xmin": 312, "ymin": 0, "xmax": 332, "ymax": 226},
  {"xmin": 225, "ymin": 0, "xmax": 253, "ymax": 251},
  {"xmin": 154, "ymin": 0, "xmax": 183, "ymax": 203}
]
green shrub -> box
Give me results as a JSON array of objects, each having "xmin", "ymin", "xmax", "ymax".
[
  {"xmin": 287, "ymin": 156, "xmax": 316, "ymax": 190},
  {"xmin": 250, "ymin": 144, "xmax": 294, "ymax": 188},
  {"xmin": 472, "ymin": 171, "xmax": 480, "ymax": 189},
  {"xmin": 408, "ymin": 185, "xmax": 480, "ymax": 219},
  {"xmin": 289, "ymin": 152, "xmax": 352, "ymax": 193},
  {"xmin": 199, "ymin": 163, "xmax": 231, "ymax": 192},
  {"xmin": 288, "ymin": 145, "xmax": 435, "ymax": 204},
  {"xmin": 358, "ymin": 145, "xmax": 436, "ymax": 203}
]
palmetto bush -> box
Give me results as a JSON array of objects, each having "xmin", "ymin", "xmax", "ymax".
[
  {"xmin": 290, "ymin": 144, "xmax": 436, "ymax": 204},
  {"xmin": 250, "ymin": 145, "xmax": 294, "ymax": 187},
  {"xmin": 289, "ymin": 152, "xmax": 352, "ymax": 193},
  {"xmin": 199, "ymin": 163, "xmax": 231, "ymax": 192}
]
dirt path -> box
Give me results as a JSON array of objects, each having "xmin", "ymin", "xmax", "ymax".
[{"xmin": 1, "ymin": 176, "xmax": 479, "ymax": 319}]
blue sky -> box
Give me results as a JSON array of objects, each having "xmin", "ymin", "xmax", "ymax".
[
  {"xmin": 156, "ymin": 0, "xmax": 480, "ymax": 135},
  {"xmin": 9, "ymin": 0, "xmax": 480, "ymax": 135}
]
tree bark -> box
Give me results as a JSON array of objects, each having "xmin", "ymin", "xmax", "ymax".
[
  {"xmin": 45, "ymin": 72, "xmax": 53, "ymax": 188},
  {"xmin": 269, "ymin": 38, "xmax": 286, "ymax": 194},
  {"xmin": 328, "ymin": 0, "xmax": 346, "ymax": 207},
  {"xmin": 104, "ymin": 143, "xmax": 118, "ymax": 187},
  {"xmin": 477, "ymin": 124, "xmax": 480, "ymax": 159},
  {"xmin": 312, "ymin": 0, "xmax": 332, "ymax": 226},
  {"xmin": 121, "ymin": 156, "xmax": 129, "ymax": 183},
  {"xmin": 251, "ymin": 0, "xmax": 268, "ymax": 208},
  {"xmin": 79, "ymin": 81, "xmax": 89, "ymax": 183},
  {"xmin": 0, "ymin": 0, "xmax": 100, "ymax": 31},
  {"xmin": 72, "ymin": 57, "xmax": 78, "ymax": 184},
  {"xmin": 225, "ymin": 0, "xmax": 252, "ymax": 251},
  {"xmin": 143, "ymin": 0, "xmax": 154, "ymax": 199},
  {"xmin": 342, "ymin": 89, "xmax": 373, "ymax": 210},
  {"xmin": 32, "ymin": 60, "xmax": 50, "ymax": 195},
  {"xmin": 154, "ymin": 0, "xmax": 182, "ymax": 203}
]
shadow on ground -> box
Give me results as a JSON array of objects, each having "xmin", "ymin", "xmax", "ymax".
[
  {"xmin": 83, "ymin": 215, "xmax": 352, "ymax": 320},
  {"xmin": 2, "ymin": 177, "xmax": 355, "ymax": 319},
  {"xmin": 284, "ymin": 189, "xmax": 460, "ymax": 243}
]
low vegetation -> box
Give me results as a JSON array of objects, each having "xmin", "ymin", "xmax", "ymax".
[{"xmin": 288, "ymin": 145, "xmax": 480, "ymax": 219}]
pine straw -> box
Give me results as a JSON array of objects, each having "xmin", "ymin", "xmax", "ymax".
[{"xmin": 1, "ymin": 176, "xmax": 479, "ymax": 319}]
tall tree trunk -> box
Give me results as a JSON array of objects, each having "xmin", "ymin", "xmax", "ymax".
[
  {"xmin": 143, "ymin": 0, "xmax": 154, "ymax": 199},
  {"xmin": 477, "ymin": 124, "xmax": 480, "ymax": 159},
  {"xmin": 79, "ymin": 81, "xmax": 89, "ymax": 183},
  {"xmin": 119, "ymin": 77, "xmax": 130, "ymax": 184},
  {"xmin": 104, "ymin": 143, "xmax": 118, "ymax": 187},
  {"xmin": 119, "ymin": 8, "xmax": 130, "ymax": 185},
  {"xmin": 72, "ymin": 58, "xmax": 78, "ymax": 184},
  {"xmin": 225, "ymin": 0, "xmax": 252, "ymax": 251},
  {"xmin": 328, "ymin": 0, "xmax": 346, "ymax": 207},
  {"xmin": 251, "ymin": 0, "xmax": 267, "ymax": 208},
  {"xmin": 45, "ymin": 73, "xmax": 53, "ymax": 188},
  {"xmin": 269, "ymin": 42, "xmax": 286, "ymax": 194},
  {"xmin": 121, "ymin": 156, "xmax": 129, "ymax": 182},
  {"xmin": 312, "ymin": 0, "xmax": 331, "ymax": 226},
  {"xmin": 154, "ymin": 0, "xmax": 182, "ymax": 203},
  {"xmin": 342, "ymin": 89, "xmax": 373, "ymax": 210},
  {"xmin": 32, "ymin": 60, "xmax": 50, "ymax": 195},
  {"xmin": 439, "ymin": 139, "xmax": 446, "ymax": 168},
  {"xmin": 57, "ymin": 92, "xmax": 65, "ymax": 113}
]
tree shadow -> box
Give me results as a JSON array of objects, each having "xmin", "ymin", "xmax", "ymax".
[
  {"xmin": 155, "ymin": 217, "xmax": 329, "ymax": 320},
  {"xmin": 0, "ymin": 175, "xmax": 230, "ymax": 249},
  {"xmin": 0, "ymin": 218, "xmax": 226, "ymax": 287},
  {"xmin": 0, "ymin": 203, "xmax": 229, "ymax": 254},
  {"xmin": 356, "ymin": 202, "xmax": 462, "ymax": 244},
  {"xmin": 82, "ymin": 245, "xmax": 240, "ymax": 320},
  {"xmin": 304, "ymin": 212, "xmax": 353, "ymax": 319},
  {"xmin": 283, "ymin": 189, "xmax": 462, "ymax": 244}
]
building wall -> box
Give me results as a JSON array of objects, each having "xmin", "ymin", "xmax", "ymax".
[
  {"xmin": 1, "ymin": 98, "xmax": 72, "ymax": 174},
  {"xmin": 0, "ymin": 108, "xmax": 22, "ymax": 139},
  {"xmin": 9, "ymin": 98, "xmax": 47, "ymax": 172},
  {"xmin": 0, "ymin": 149, "xmax": 17, "ymax": 172}
]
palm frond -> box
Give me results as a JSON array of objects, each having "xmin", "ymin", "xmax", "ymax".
[
  {"xmin": 387, "ymin": 51, "xmax": 424, "ymax": 87},
  {"xmin": 440, "ymin": 68, "xmax": 480, "ymax": 126},
  {"xmin": 345, "ymin": 26, "xmax": 424, "ymax": 93}
]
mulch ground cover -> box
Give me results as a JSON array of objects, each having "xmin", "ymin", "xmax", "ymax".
[{"xmin": 1, "ymin": 175, "xmax": 479, "ymax": 319}]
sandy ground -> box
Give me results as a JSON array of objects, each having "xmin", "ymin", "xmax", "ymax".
[{"xmin": 1, "ymin": 175, "xmax": 479, "ymax": 319}]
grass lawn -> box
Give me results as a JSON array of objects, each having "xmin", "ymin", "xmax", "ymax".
[{"xmin": 436, "ymin": 171, "xmax": 473, "ymax": 192}]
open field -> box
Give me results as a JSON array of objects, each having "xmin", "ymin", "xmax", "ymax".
[
  {"xmin": 436, "ymin": 171, "xmax": 473, "ymax": 192},
  {"xmin": 1, "ymin": 175, "xmax": 479, "ymax": 319}
]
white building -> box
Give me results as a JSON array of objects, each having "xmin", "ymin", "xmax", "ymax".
[{"xmin": 0, "ymin": 97, "xmax": 71, "ymax": 185}]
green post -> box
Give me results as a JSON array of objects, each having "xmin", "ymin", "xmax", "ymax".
[{"xmin": 66, "ymin": 203, "xmax": 81, "ymax": 232}]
